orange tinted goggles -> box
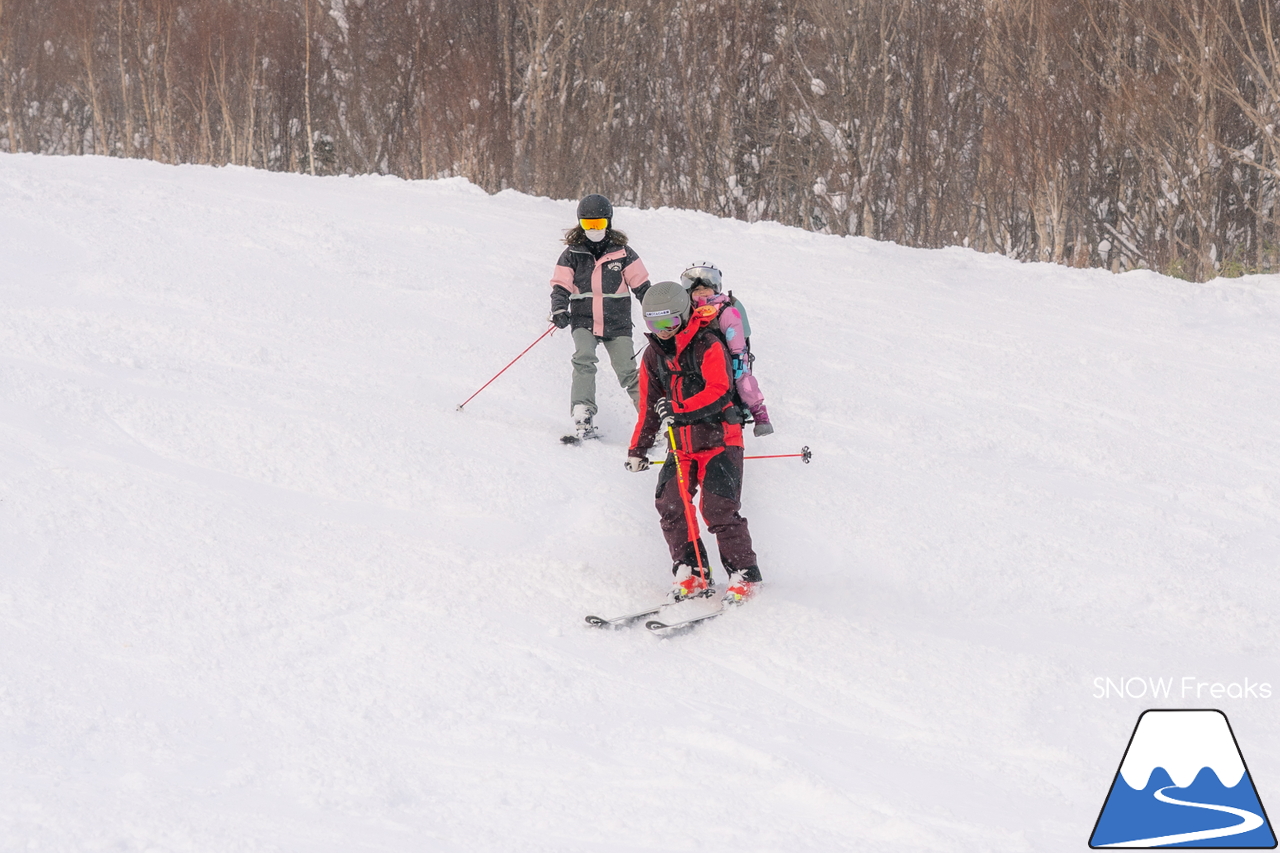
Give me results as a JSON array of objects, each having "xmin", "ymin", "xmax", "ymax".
[{"xmin": 579, "ymin": 218, "xmax": 608, "ymax": 231}]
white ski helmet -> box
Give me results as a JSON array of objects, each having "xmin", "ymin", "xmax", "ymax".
[{"xmin": 680, "ymin": 262, "xmax": 723, "ymax": 294}]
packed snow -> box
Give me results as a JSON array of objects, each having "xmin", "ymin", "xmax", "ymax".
[{"xmin": 2, "ymin": 153, "xmax": 1279, "ymax": 852}]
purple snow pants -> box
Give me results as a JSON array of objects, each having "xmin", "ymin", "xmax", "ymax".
[{"xmin": 654, "ymin": 444, "xmax": 759, "ymax": 579}]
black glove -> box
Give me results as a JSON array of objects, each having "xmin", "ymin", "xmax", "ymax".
[
  {"xmin": 654, "ymin": 397, "xmax": 674, "ymax": 424},
  {"xmin": 550, "ymin": 310, "xmax": 571, "ymax": 329}
]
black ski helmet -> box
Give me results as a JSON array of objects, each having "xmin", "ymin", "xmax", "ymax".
[{"xmin": 576, "ymin": 194, "xmax": 613, "ymax": 223}]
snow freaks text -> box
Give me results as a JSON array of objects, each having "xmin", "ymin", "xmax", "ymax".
[{"xmin": 1093, "ymin": 677, "xmax": 1273, "ymax": 700}]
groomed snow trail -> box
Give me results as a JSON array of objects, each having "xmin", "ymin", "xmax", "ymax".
[{"xmin": 3, "ymin": 154, "xmax": 1279, "ymax": 852}]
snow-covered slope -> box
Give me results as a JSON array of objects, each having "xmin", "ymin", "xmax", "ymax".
[{"xmin": 2, "ymin": 153, "xmax": 1279, "ymax": 851}]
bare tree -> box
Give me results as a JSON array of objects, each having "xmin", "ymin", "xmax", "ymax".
[{"xmin": 3, "ymin": 0, "xmax": 1274, "ymax": 279}]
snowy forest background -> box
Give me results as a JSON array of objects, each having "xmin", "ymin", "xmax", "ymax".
[{"xmin": 2, "ymin": 0, "xmax": 1278, "ymax": 282}]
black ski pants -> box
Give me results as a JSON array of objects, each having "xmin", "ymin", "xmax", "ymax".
[{"xmin": 654, "ymin": 444, "xmax": 759, "ymax": 579}]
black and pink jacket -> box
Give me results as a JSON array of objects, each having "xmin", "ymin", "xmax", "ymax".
[{"xmin": 549, "ymin": 239, "xmax": 650, "ymax": 339}]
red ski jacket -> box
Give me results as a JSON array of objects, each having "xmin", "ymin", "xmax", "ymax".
[{"xmin": 629, "ymin": 304, "xmax": 744, "ymax": 457}]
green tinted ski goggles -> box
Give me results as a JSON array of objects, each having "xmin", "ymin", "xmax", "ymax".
[{"xmin": 644, "ymin": 312, "xmax": 683, "ymax": 334}]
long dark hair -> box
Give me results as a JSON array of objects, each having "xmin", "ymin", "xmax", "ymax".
[{"xmin": 563, "ymin": 225, "xmax": 629, "ymax": 247}]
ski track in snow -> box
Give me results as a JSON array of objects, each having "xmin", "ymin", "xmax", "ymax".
[{"xmin": 2, "ymin": 153, "xmax": 1280, "ymax": 851}]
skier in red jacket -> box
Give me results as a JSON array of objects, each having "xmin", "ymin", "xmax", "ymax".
[{"xmin": 625, "ymin": 281, "xmax": 762, "ymax": 605}]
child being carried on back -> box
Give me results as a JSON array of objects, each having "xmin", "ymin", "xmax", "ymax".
[{"xmin": 679, "ymin": 262, "xmax": 773, "ymax": 437}]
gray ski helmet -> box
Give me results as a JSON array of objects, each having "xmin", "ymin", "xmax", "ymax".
[
  {"xmin": 641, "ymin": 281, "xmax": 691, "ymax": 333},
  {"xmin": 576, "ymin": 193, "xmax": 613, "ymax": 222}
]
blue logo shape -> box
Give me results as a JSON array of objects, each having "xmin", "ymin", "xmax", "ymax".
[{"xmin": 1091, "ymin": 709, "xmax": 1276, "ymax": 848}]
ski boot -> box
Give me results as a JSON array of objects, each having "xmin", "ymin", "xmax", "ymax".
[
  {"xmin": 749, "ymin": 404, "xmax": 773, "ymax": 437},
  {"xmin": 722, "ymin": 566, "xmax": 762, "ymax": 606},
  {"xmin": 668, "ymin": 563, "xmax": 714, "ymax": 603},
  {"xmin": 571, "ymin": 404, "xmax": 599, "ymax": 441}
]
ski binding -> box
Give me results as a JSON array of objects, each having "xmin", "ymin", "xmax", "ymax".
[{"xmin": 561, "ymin": 427, "xmax": 601, "ymax": 446}]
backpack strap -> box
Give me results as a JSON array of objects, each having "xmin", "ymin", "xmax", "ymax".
[{"xmin": 726, "ymin": 290, "xmax": 752, "ymax": 340}]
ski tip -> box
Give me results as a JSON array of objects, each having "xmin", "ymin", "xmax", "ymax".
[
  {"xmin": 584, "ymin": 615, "xmax": 608, "ymax": 627},
  {"xmin": 644, "ymin": 620, "xmax": 669, "ymax": 631},
  {"xmin": 561, "ymin": 435, "xmax": 581, "ymax": 445}
]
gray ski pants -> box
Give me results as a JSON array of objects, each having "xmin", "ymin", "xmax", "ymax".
[{"xmin": 570, "ymin": 327, "xmax": 640, "ymax": 414}]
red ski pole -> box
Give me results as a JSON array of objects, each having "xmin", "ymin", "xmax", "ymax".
[
  {"xmin": 456, "ymin": 324, "xmax": 557, "ymax": 411},
  {"xmin": 665, "ymin": 422, "xmax": 709, "ymax": 584},
  {"xmin": 745, "ymin": 446, "xmax": 812, "ymax": 463},
  {"xmin": 651, "ymin": 446, "xmax": 812, "ymax": 465}
]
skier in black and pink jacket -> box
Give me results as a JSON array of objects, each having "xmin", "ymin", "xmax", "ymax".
[{"xmin": 548, "ymin": 194, "xmax": 651, "ymax": 441}]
